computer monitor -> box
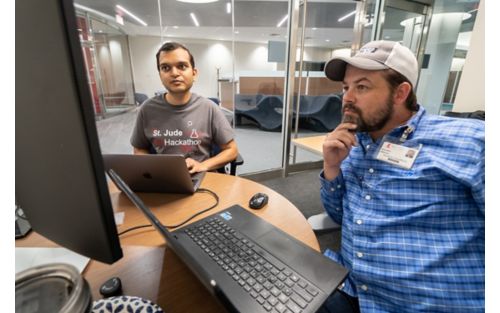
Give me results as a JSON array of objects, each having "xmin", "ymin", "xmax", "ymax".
[{"xmin": 15, "ymin": 0, "xmax": 123, "ymax": 264}]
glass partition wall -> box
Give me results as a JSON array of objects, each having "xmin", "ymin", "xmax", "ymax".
[
  {"xmin": 356, "ymin": 0, "xmax": 480, "ymax": 115},
  {"xmin": 231, "ymin": 0, "xmax": 289, "ymax": 174},
  {"xmin": 75, "ymin": 9, "xmax": 136, "ymax": 118},
  {"xmin": 72, "ymin": 0, "xmax": 482, "ymax": 176},
  {"xmin": 287, "ymin": 0, "xmax": 356, "ymax": 172}
]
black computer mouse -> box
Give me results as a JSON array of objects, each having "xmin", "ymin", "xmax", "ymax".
[
  {"xmin": 249, "ymin": 192, "xmax": 269, "ymax": 210},
  {"xmin": 99, "ymin": 277, "xmax": 122, "ymax": 298}
]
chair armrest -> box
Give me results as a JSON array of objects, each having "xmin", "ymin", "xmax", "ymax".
[{"xmin": 229, "ymin": 153, "xmax": 244, "ymax": 176}]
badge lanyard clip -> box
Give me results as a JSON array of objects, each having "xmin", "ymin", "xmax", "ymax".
[{"xmin": 399, "ymin": 126, "xmax": 414, "ymax": 143}]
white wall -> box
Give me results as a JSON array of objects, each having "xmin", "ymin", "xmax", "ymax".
[
  {"xmin": 129, "ymin": 37, "xmax": 274, "ymax": 98},
  {"xmin": 128, "ymin": 36, "xmax": 331, "ymax": 98},
  {"xmin": 453, "ymin": 0, "xmax": 484, "ymax": 112},
  {"xmin": 93, "ymin": 34, "xmax": 140, "ymax": 103},
  {"xmin": 128, "ymin": 36, "xmax": 164, "ymax": 97}
]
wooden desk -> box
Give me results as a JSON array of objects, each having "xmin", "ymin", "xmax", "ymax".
[
  {"xmin": 292, "ymin": 135, "xmax": 326, "ymax": 156},
  {"xmin": 16, "ymin": 173, "xmax": 319, "ymax": 312}
]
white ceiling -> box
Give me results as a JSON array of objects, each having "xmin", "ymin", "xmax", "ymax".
[{"xmin": 75, "ymin": 0, "xmax": 479, "ymax": 49}]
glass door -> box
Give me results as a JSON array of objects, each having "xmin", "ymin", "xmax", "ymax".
[
  {"xmin": 225, "ymin": 0, "xmax": 289, "ymax": 174},
  {"xmin": 76, "ymin": 14, "xmax": 103, "ymax": 116},
  {"xmin": 90, "ymin": 19, "xmax": 136, "ymax": 113},
  {"xmin": 286, "ymin": 0, "xmax": 356, "ymax": 172},
  {"xmin": 356, "ymin": 0, "xmax": 431, "ymax": 67},
  {"xmin": 75, "ymin": 11, "xmax": 136, "ymax": 118}
]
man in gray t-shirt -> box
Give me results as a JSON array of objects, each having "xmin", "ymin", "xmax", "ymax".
[{"xmin": 131, "ymin": 42, "xmax": 238, "ymax": 174}]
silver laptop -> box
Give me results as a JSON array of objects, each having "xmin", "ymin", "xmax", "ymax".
[{"xmin": 102, "ymin": 154, "xmax": 205, "ymax": 194}]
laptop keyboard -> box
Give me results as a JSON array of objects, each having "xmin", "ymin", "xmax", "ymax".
[{"xmin": 185, "ymin": 218, "xmax": 320, "ymax": 313}]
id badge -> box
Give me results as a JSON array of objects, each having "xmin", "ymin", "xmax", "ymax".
[{"xmin": 375, "ymin": 136, "xmax": 422, "ymax": 170}]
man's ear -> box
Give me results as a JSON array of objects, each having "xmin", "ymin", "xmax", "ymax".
[
  {"xmin": 393, "ymin": 82, "xmax": 411, "ymax": 106},
  {"xmin": 192, "ymin": 68, "xmax": 198, "ymax": 81}
]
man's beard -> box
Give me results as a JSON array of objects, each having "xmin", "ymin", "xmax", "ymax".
[{"xmin": 341, "ymin": 94, "xmax": 394, "ymax": 133}]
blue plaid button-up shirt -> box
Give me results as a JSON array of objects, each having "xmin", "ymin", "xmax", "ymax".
[{"xmin": 320, "ymin": 106, "xmax": 485, "ymax": 312}]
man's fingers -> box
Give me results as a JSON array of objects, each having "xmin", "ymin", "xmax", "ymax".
[
  {"xmin": 185, "ymin": 158, "xmax": 203, "ymax": 174},
  {"xmin": 185, "ymin": 158, "xmax": 194, "ymax": 169},
  {"xmin": 325, "ymin": 131, "xmax": 356, "ymax": 149},
  {"xmin": 336, "ymin": 122, "xmax": 358, "ymax": 132},
  {"xmin": 324, "ymin": 138, "xmax": 351, "ymax": 152}
]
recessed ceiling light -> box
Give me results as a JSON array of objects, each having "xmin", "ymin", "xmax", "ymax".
[
  {"xmin": 234, "ymin": 30, "xmax": 239, "ymax": 34},
  {"xmin": 338, "ymin": 10, "xmax": 356, "ymax": 22},
  {"xmin": 325, "ymin": 39, "xmax": 330, "ymax": 42},
  {"xmin": 190, "ymin": 13, "xmax": 200, "ymax": 27},
  {"xmin": 116, "ymin": 5, "xmax": 148, "ymax": 26},
  {"xmin": 173, "ymin": 26, "xmax": 179, "ymax": 29},
  {"xmin": 312, "ymin": 27, "xmax": 317, "ymax": 31},
  {"xmin": 277, "ymin": 15, "xmax": 288, "ymax": 27},
  {"xmin": 115, "ymin": 14, "xmax": 124, "ymax": 25}
]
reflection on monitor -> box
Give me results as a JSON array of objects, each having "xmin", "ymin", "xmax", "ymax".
[{"xmin": 15, "ymin": 0, "xmax": 123, "ymax": 264}]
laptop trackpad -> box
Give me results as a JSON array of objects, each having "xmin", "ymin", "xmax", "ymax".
[{"xmin": 257, "ymin": 229, "xmax": 342, "ymax": 290}]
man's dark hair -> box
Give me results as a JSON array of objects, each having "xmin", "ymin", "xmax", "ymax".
[
  {"xmin": 156, "ymin": 42, "xmax": 195, "ymax": 71},
  {"xmin": 383, "ymin": 69, "xmax": 418, "ymax": 111}
]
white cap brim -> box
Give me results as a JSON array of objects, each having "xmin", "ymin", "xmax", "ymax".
[{"xmin": 324, "ymin": 56, "xmax": 389, "ymax": 81}]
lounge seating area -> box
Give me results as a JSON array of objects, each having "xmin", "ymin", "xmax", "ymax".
[
  {"xmin": 235, "ymin": 95, "xmax": 283, "ymax": 131},
  {"xmin": 235, "ymin": 93, "xmax": 342, "ymax": 132},
  {"xmin": 134, "ymin": 93, "xmax": 148, "ymax": 105},
  {"xmin": 295, "ymin": 95, "xmax": 342, "ymax": 132}
]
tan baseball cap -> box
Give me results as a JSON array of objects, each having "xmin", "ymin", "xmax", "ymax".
[{"xmin": 324, "ymin": 40, "xmax": 418, "ymax": 87}]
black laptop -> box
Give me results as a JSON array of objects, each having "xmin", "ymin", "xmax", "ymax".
[
  {"xmin": 102, "ymin": 154, "xmax": 205, "ymax": 194},
  {"xmin": 107, "ymin": 169, "xmax": 348, "ymax": 313}
]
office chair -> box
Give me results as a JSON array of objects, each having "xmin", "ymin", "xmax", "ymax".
[
  {"xmin": 134, "ymin": 93, "xmax": 149, "ymax": 106},
  {"xmin": 208, "ymin": 97, "xmax": 220, "ymax": 105},
  {"xmin": 307, "ymin": 212, "xmax": 341, "ymax": 233},
  {"xmin": 210, "ymin": 144, "xmax": 244, "ymax": 176},
  {"xmin": 205, "ymin": 97, "xmax": 245, "ymax": 175},
  {"xmin": 444, "ymin": 110, "xmax": 485, "ymax": 121}
]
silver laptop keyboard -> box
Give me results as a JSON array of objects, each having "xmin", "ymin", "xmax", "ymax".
[{"xmin": 185, "ymin": 218, "xmax": 320, "ymax": 313}]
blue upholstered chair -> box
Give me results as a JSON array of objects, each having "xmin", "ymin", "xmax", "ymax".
[{"xmin": 134, "ymin": 93, "xmax": 148, "ymax": 106}]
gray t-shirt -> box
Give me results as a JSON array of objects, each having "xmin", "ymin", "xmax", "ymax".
[{"xmin": 131, "ymin": 93, "xmax": 234, "ymax": 162}]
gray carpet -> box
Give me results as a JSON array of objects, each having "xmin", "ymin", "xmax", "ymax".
[{"xmin": 248, "ymin": 169, "xmax": 341, "ymax": 253}]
